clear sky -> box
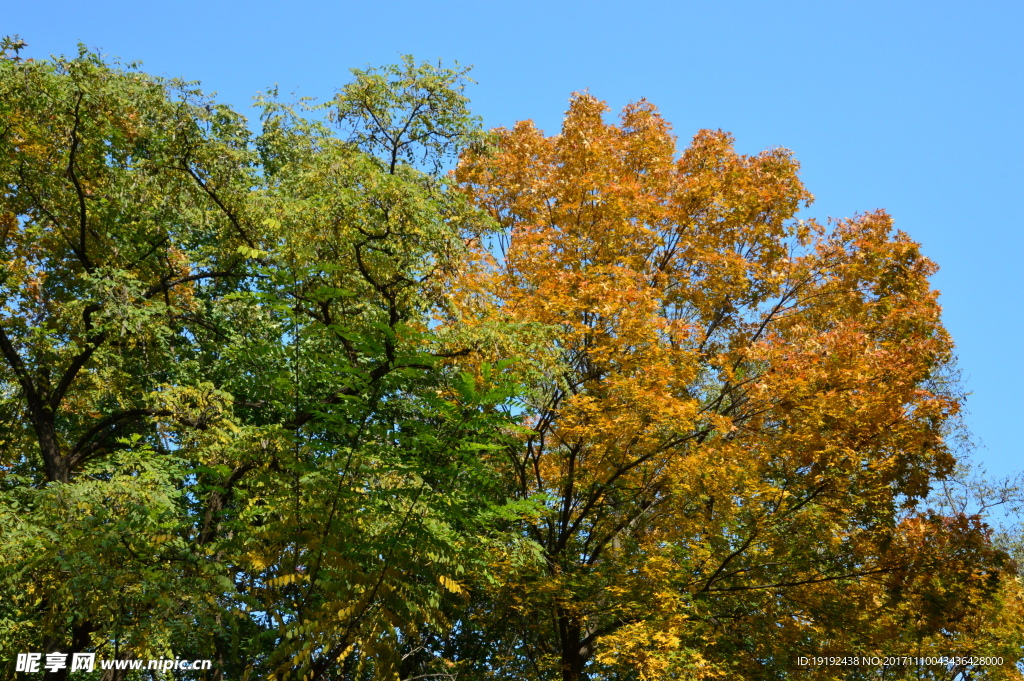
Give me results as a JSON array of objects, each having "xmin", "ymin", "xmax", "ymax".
[{"xmin": 5, "ymin": 0, "xmax": 1022, "ymax": 478}]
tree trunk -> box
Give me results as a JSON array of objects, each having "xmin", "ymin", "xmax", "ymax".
[{"xmin": 558, "ymin": 611, "xmax": 590, "ymax": 681}]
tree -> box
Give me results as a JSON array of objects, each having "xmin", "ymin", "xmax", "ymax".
[
  {"xmin": 0, "ymin": 45, "xmax": 257, "ymax": 679},
  {"xmin": 0, "ymin": 45, "xmax": 512, "ymax": 680},
  {"xmin": 1, "ymin": 42, "xmax": 1018, "ymax": 681},
  {"xmin": 453, "ymin": 93, "xmax": 1019, "ymax": 680}
]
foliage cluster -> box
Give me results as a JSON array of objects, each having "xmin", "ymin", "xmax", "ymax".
[{"xmin": 0, "ymin": 42, "xmax": 1021, "ymax": 681}]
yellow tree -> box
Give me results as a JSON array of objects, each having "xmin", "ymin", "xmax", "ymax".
[{"xmin": 452, "ymin": 94, "xmax": 1017, "ymax": 680}]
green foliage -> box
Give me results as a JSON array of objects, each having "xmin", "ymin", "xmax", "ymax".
[
  {"xmin": 332, "ymin": 55, "xmax": 482, "ymax": 174},
  {"xmin": 0, "ymin": 44, "xmax": 518, "ymax": 680}
]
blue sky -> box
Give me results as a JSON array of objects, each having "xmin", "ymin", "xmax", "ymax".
[{"xmin": 6, "ymin": 0, "xmax": 1022, "ymax": 478}]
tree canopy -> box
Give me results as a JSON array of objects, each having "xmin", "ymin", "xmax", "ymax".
[{"xmin": 1, "ymin": 42, "xmax": 1021, "ymax": 681}]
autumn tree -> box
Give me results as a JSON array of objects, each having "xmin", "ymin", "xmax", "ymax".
[
  {"xmin": 1, "ymin": 39, "xmax": 1019, "ymax": 681},
  {"xmin": 453, "ymin": 93, "xmax": 1020, "ymax": 680}
]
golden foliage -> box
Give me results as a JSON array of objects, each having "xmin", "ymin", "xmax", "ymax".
[{"xmin": 452, "ymin": 93, "xmax": 1016, "ymax": 680}]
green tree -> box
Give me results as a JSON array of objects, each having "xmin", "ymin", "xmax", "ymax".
[{"xmin": 0, "ymin": 44, "xmax": 512, "ymax": 681}]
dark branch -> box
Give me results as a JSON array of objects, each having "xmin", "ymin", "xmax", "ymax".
[
  {"xmin": 67, "ymin": 94, "xmax": 95, "ymax": 273},
  {"xmin": 69, "ymin": 408, "xmax": 174, "ymax": 465}
]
